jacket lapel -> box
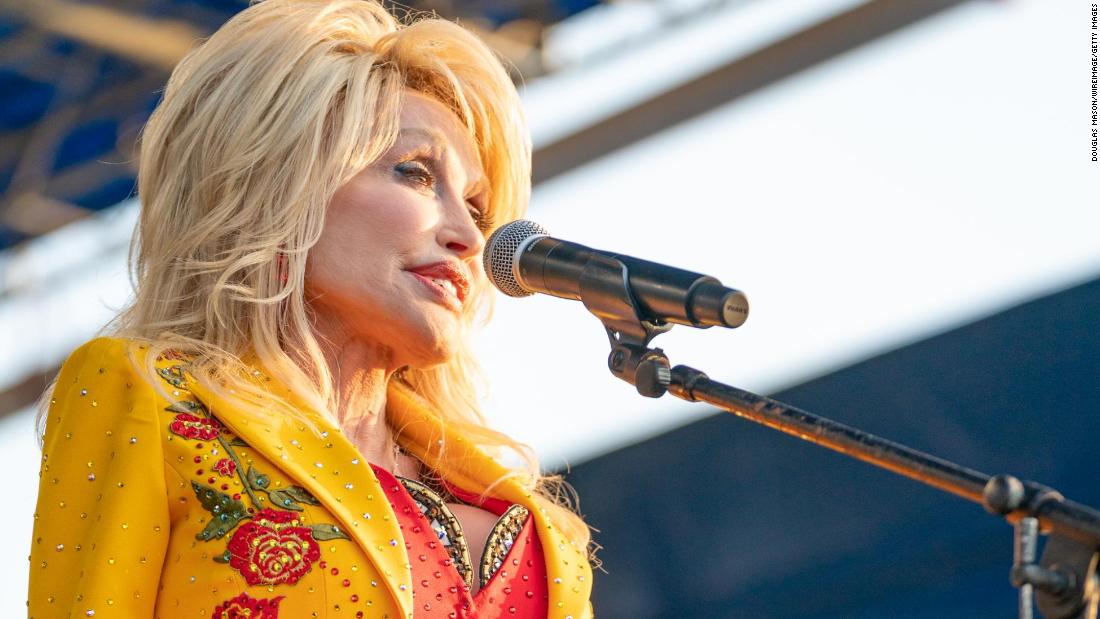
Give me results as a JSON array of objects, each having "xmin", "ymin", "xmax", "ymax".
[{"xmin": 184, "ymin": 376, "xmax": 414, "ymax": 617}]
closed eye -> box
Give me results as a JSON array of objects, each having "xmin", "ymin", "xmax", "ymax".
[
  {"xmin": 466, "ymin": 197, "xmax": 492, "ymax": 231},
  {"xmin": 395, "ymin": 160, "xmax": 435, "ymax": 189}
]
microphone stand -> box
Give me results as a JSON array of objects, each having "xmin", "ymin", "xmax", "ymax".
[{"xmin": 575, "ymin": 252, "xmax": 1100, "ymax": 619}]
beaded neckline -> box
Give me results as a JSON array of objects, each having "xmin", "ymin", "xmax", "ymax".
[{"xmin": 395, "ymin": 474, "xmax": 530, "ymax": 590}]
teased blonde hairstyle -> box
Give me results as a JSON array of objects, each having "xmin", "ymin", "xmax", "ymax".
[{"xmin": 46, "ymin": 0, "xmax": 590, "ymax": 550}]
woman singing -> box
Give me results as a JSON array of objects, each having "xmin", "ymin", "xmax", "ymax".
[{"xmin": 27, "ymin": 1, "xmax": 594, "ymax": 616}]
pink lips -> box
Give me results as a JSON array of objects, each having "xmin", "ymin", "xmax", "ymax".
[{"xmin": 406, "ymin": 261, "xmax": 471, "ymax": 308}]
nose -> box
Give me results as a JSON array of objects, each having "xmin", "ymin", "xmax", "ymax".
[{"xmin": 438, "ymin": 196, "xmax": 486, "ymax": 261}]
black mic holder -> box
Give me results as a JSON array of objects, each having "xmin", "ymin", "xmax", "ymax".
[{"xmin": 577, "ymin": 252, "xmax": 1100, "ymax": 619}]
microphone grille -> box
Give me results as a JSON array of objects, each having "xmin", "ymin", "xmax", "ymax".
[{"xmin": 483, "ymin": 220, "xmax": 549, "ymax": 298}]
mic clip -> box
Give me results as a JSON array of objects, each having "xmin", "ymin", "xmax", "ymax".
[{"xmin": 577, "ymin": 252, "xmax": 673, "ymax": 398}]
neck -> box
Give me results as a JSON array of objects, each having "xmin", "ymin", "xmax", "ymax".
[
  {"xmin": 311, "ymin": 322, "xmax": 405, "ymax": 474},
  {"xmin": 331, "ymin": 342, "xmax": 391, "ymax": 442}
]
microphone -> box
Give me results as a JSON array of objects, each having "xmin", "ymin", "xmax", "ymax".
[{"xmin": 483, "ymin": 220, "xmax": 748, "ymax": 329}]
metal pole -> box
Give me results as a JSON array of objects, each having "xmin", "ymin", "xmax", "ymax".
[{"xmin": 667, "ymin": 364, "xmax": 1100, "ymax": 547}]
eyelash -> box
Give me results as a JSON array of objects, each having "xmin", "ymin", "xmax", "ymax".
[
  {"xmin": 395, "ymin": 159, "xmax": 491, "ymax": 231},
  {"xmin": 395, "ymin": 159, "xmax": 434, "ymax": 188}
]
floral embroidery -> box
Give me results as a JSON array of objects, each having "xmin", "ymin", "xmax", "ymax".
[
  {"xmin": 226, "ymin": 509, "xmax": 322, "ymax": 586},
  {"xmin": 213, "ymin": 458, "xmax": 236, "ymax": 477},
  {"xmin": 169, "ymin": 412, "xmax": 221, "ymax": 440},
  {"xmin": 192, "ymin": 459, "xmax": 348, "ymax": 575},
  {"xmin": 156, "ymin": 349, "xmax": 350, "ymax": 587},
  {"xmin": 213, "ymin": 592, "xmax": 284, "ymax": 618}
]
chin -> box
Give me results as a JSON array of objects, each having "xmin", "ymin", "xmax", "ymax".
[
  {"xmin": 403, "ymin": 348, "xmax": 457, "ymax": 371},
  {"xmin": 397, "ymin": 330, "xmax": 461, "ymax": 371}
]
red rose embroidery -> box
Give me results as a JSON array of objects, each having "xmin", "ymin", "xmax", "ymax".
[
  {"xmin": 169, "ymin": 412, "xmax": 220, "ymax": 440},
  {"xmin": 213, "ymin": 458, "xmax": 236, "ymax": 477},
  {"xmin": 213, "ymin": 592, "xmax": 284, "ymax": 618},
  {"xmin": 227, "ymin": 509, "xmax": 321, "ymax": 586}
]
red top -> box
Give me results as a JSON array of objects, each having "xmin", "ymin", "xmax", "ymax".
[{"xmin": 372, "ymin": 464, "xmax": 550, "ymax": 618}]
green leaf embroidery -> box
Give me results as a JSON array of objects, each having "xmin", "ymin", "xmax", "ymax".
[
  {"xmin": 284, "ymin": 485, "xmax": 321, "ymax": 505},
  {"xmin": 190, "ymin": 481, "xmax": 250, "ymax": 541},
  {"xmin": 245, "ymin": 467, "xmax": 319, "ymax": 511},
  {"xmin": 158, "ymin": 365, "xmax": 187, "ymax": 388},
  {"xmin": 197, "ymin": 515, "xmax": 244, "ymax": 542},
  {"xmin": 165, "ymin": 400, "xmax": 206, "ymax": 414},
  {"xmin": 310, "ymin": 523, "xmax": 350, "ymax": 541},
  {"xmin": 228, "ymin": 437, "xmax": 249, "ymax": 447},
  {"xmin": 267, "ymin": 489, "xmax": 304, "ymax": 512},
  {"xmin": 246, "ymin": 466, "xmax": 270, "ymax": 490}
]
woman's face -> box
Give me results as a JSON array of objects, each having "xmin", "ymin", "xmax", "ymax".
[{"xmin": 305, "ymin": 91, "xmax": 490, "ymax": 369}]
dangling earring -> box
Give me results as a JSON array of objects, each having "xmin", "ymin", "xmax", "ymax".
[{"xmin": 276, "ymin": 253, "xmax": 289, "ymax": 285}]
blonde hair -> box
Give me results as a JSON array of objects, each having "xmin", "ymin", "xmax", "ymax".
[{"xmin": 42, "ymin": 0, "xmax": 591, "ymax": 551}]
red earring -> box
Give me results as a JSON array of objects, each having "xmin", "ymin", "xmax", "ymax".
[{"xmin": 276, "ymin": 253, "xmax": 289, "ymax": 285}]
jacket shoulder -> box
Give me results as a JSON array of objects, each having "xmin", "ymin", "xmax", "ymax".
[
  {"xmin": 56, "ymin": 336, "xmax": 203, "ymax": 393},
  {"xmin": 56, "ymin": 336, "xmax": 151, "ymax": 384},
  {"xmin": 45, "ymin": 336, "xmax": 195, "ymax": 463}
]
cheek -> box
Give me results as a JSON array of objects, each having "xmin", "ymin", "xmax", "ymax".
[
  {"xmin": 316, "ymin": 180, "xmax": 440, "ymax": 272},
  {"xmin": 339, "ymin": 175, "xmax": 440, "ymax": 240}
]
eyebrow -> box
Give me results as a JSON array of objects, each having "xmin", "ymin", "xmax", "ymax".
[{"xmin": 398, "ymin": 127, "xmax": 487, "ymax": 194}]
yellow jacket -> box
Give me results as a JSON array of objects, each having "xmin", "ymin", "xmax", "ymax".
[{"xmin": 28, "ymin": 337, "xmax": 592, "ymax": 618}]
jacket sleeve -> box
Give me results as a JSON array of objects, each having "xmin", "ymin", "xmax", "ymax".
[{"xmin": 28, "ymin": 338, "xmax": 171, "ymax": 618}]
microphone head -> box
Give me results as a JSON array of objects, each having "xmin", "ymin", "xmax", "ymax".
[{"xmin": 483, "ymin": 220, "xmax": 549, "ymax": 297}]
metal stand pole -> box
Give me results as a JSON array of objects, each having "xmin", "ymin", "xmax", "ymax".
[
  {"xmin": 1017, "ymin": 518, "xmax": 1040, "ymax": 619},
  {"xmin": 565, "ymin": 245, "xmax": 1100, "ymax": 617}
]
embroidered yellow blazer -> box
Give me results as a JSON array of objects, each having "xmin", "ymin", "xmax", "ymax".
[{"xmin": 27, "ymin": 337, "xmax": 592, "ymax": 618}]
